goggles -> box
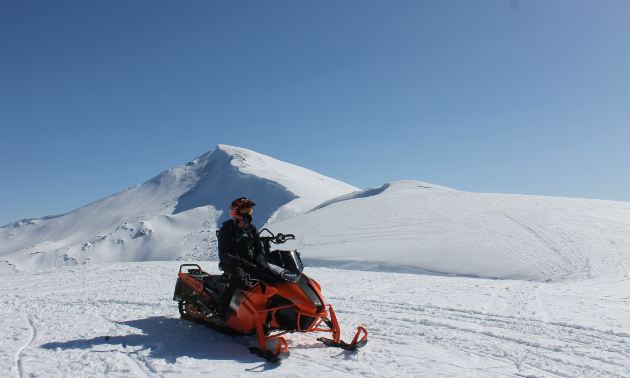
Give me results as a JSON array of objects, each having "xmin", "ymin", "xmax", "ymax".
[{"xmin": 240, "ymin": 206, "xmax": 253, "ymax": 215}]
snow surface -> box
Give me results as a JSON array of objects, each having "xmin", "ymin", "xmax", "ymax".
[
  {"xmin": 273, "ymin": 180, "xmax": 630, "ymax": 281},
  {"xmin": 1, "ymin": 262, "xmax": 628, "ymax": 377},
  {"xmin": 1, "ymin": 145, "xmax": 629, "ymax": 376}
]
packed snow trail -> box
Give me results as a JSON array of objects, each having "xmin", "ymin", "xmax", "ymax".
[{"xmin": 1, "ymin": 262, "xmax": 628, "ymax": 377}]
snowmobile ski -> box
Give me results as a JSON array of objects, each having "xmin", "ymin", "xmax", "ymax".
[
  {"xmin": 317, "ymin": 336, "xmax": 368, "ymax": 350},
  {"xmin": 248, "ymin": 347, "xmax": 290, "ymax": 363}
]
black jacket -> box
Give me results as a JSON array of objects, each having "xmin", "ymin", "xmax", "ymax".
[{"xmin": 217, "ymin": 219, "xmax": 264, "ymax": 267}]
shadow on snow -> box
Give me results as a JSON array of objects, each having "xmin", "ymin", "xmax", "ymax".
[{"xmin": 40, "ymin": 316, "xmax": 280, "ymax": 367}]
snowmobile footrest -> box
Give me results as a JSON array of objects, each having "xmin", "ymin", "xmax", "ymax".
[{"xmin": 248, "ymin": 347, "xmax": 290, "ymax": 363}]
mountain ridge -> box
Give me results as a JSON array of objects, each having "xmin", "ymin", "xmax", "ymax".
[
  {"xmin": 2, "ymin": 146, "xmax": 629, "ymax": 283},
  {"xmin": 0, "ymin": 145, "xmax": 359, "ymax": 272}
]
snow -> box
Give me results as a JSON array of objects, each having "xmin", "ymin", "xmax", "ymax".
[
  {"xmin": 0, "ymin": 145, "xmax": 358, "ymax": 271},
  {"xmin": 1, "ymin": 145, "xmax": 629, "ymax": 376},
  {"xmin": 273, "ymin": 180, "xmax": 630, "ymax": 282},
  {"xmin": 1, "ymin": 262, "xmax": 628, "ymax": 377}
]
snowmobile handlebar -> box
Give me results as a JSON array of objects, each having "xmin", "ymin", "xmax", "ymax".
[
  {"xmin": 258, "ymin": 228, "xmax": 295, "ymax": 244},
  {"xmin": 274, "ymin": 233, "xmax": 296, "ymax": 243}
]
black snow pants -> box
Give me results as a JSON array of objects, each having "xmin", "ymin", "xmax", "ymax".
[{"xmin": 217, "ymin": 264, "xmax": 246, "ymax": 317}]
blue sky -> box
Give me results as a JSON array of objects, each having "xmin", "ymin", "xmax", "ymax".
[{"xmin": 1, "ymin": 1, "xmax": 629, "ymax": 225}]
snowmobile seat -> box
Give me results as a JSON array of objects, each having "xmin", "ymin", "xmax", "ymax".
[{"xmin": 202, "ymin": 274, "xmax": 228, "ymax": 294}]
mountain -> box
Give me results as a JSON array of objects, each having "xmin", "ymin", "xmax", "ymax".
[
  {"xmin": 0, "ymin": 145, "xmax": 359, "ymax": 273},
  {"xmin": 2, "ymin": 145, "xmax": 629, "ymax": 283}
]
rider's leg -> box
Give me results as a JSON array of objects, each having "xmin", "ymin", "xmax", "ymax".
[{"xmin": 217, "ymin": 265, "xmax": 245, "ymax": 318}]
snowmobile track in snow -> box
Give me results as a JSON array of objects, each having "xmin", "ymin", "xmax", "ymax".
[
  {"xmin": 105, "ymin": 317, "xmax": 163, "ymax": 378},
  {"xmin": 15, "ymin": 316, "xmax": 35, "ymax": 378},
  {"xmin": 342, "ymin": 297, "xmax": 630, "ymax": 378}
]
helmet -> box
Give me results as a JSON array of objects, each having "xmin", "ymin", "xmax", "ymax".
[{"xmin": 230, "ymin": 197, "xmax": 256, "ymax": 222}]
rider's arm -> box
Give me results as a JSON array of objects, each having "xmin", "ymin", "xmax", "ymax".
[
  {"xmin": 252, "ymin": 225, "xmax": 265, "ymax": 257},
  {"xmin": 217, "ymin": 225, "xmax": 239, "ymax": 266}
]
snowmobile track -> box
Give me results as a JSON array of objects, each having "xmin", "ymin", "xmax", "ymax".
[
  {"xmin": 15, "ymin": 316, "xmax": 35, "ymax": 378},
  {"xmin": 337, "ymin": 297, "xmax": 630, "ymax": 378},
  {"xmin": 106, "ymin": 317, "xmax": 163, "ymax": 378}
]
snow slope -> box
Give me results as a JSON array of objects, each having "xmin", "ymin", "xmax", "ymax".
[
  {"xmin": 0, "ymin": 145, "xmax": 359, "ymax": 272},
  {"xmin": 273, "ymin": 180, "xmax": 630, "ymax": 282}
]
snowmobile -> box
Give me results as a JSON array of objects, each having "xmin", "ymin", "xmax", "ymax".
[{"xmin": 173, "ymin": 229, "xmax": 368, "ymax": 362}]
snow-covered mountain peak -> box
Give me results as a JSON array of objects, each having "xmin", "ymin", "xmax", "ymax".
[
  {"xmin": 0, "ymin": 145, "xmax": 359, "ymax": 272},
  {"xmin": 218, "ymin": 144, "xmax": 358, "ymax": 202}
]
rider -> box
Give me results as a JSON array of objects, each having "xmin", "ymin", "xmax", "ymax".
[{"xmin": 216, "ymin": 197, "xmax": 265, "ymax": 319}]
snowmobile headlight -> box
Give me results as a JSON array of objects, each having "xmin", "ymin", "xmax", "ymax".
[{"xmin": 281, "ymin": 271, "xmax": 301, "ymax": 282}]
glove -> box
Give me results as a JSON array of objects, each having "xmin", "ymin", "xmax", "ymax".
[
  {"xmin": 243, "ymin": 260, "xmax": 256, "ymax": 271},
  {"xmin": 255, "ymin": 254, "xmax": 264, "ymax": 266},
  {"xmin": 255, "ymin": 254, "xmax": 269, "ymax": 269},
  {"xmin": 234, "ymin": 256, "xmax": 256, "ymax": 271}
]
